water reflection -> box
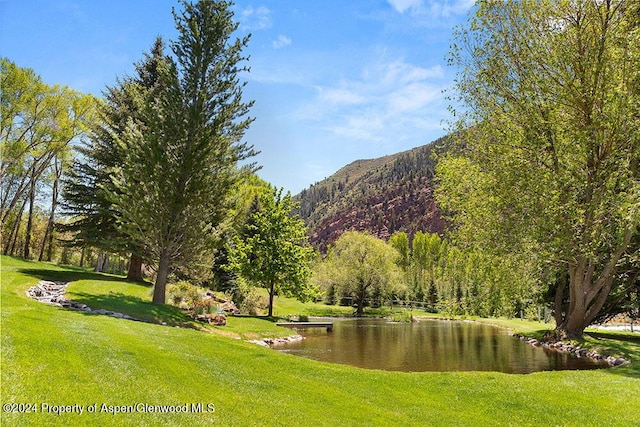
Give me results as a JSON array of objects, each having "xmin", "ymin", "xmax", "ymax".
[{"xmin": 277, "ymin": 318, "xmax": 609, "ymax": 374}]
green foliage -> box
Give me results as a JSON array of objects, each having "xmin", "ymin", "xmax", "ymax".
[
  {"xmin": 228, "ymin": 186, "xmax": 315, "ymax": 316},
  {"xmin": 314, "ymin": 231, "xmax": 404, "ymax": 316},
  {"xmin": 60, "ymin": 39, "xmax": 167, "ymax": 264},
  {"xmin": 167, "ymin": 280, "xmax": 202, "ymax": 310},
  {"xmin": 227, "ymin": 278, "xmax": 269, "ymax": 316},
  {"xmin": 317, "ymin": 228, "xmax": 543, "ymax": 319},
  {"xmin": 389, "ymin": 232, "xmax": 410, "ymax": 270},
  {"xmin": 1, "ymin": 58, "xmax": 96, "ymax": 260},
  {"xmin": 106, "ymin": 0, "xmax": 256, "ymax": 304},
  {"xmin": 439, "ymin": 0, "xmax": 640, "ymax": 337}
]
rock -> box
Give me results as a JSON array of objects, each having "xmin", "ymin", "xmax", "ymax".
[
  {"xmin": 193, "ymin": 313, "xmax": 227, "ymax": 325},
  {"xmin": 219, "ymin": 300, "xmax": 240, "ymax": 315},
  {"xmin": 613, "ymin": 358, "xmax": 628, "ymax": 367}
]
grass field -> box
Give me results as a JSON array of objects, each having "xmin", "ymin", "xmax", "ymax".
[{"xmin": 1, "ymin": 255, "xmax": 639, "ymax": 426}]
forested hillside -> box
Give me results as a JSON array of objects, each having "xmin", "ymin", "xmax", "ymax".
[{"xmin": 295, "ymin": 138, "xmax": 448, "ymax": 250}]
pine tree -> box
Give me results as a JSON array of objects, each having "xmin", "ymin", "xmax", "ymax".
[
  {"xmin": 60, "ymin": 38, "xmax": 167, "ymax": 280},
  {"xmin": 109, "ymin": 0, "xmax": 256, "ymax": 304}
]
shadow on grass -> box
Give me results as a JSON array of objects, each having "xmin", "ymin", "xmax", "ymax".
[
  {"xmin": 582, "ymin": 332, "xmax": 640, "ymax": 379},
  {"xmin": 62, "ymin": 291, "xmax": 198, "ymax": 329},
  {"xmin": 586, "ymin": 331, "xmax": 640, "ymax": 344},
  {"xmin": 232, "ymin": 314, "xmax": 284, "ymax": 323},
  {"xmin": 17, "ymin": 265, "xmax": 198, "ymax": 329},
  {"xmin": 18, "ymin": 267, "xmax": 152, "ymax": 287}
]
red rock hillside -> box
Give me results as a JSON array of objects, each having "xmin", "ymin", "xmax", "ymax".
[{"xmin": 294, "ymin": 138, "xmax": 448, "ymax": 251}]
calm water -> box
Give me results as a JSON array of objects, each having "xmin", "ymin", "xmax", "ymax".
[{"xmin": 277, "ymin": 318, "xmax": 609, "ymax": 374}]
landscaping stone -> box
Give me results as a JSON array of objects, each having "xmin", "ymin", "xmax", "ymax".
[
  {"xmin": 25, "ymin": 279, "xmax": 290, "ymax": 345},
  {"xmin": 250, "ymin": 335, "xmax": 304, "ymax": 347},
  {"xmin": 193, "ymin": 313, "xmax": 227, "ymax": 326},
  {"xmin": 515, "ymin": 333, "xmax": 630, "ymax": 368},
  {"xmin": 26, "ymin": 281, "xmax": 138, "ymax": 323}
]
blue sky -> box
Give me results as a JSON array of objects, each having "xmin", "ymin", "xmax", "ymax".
[{"xmin": 1, "ymin": 0, "xmax": 474, "ymax": 194}]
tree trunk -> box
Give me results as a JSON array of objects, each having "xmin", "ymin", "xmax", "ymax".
[
  {"xmin": 153, "ymin": 251, "xmax": 170, "ymax": 305},
  {"xmin": 39, "ymin": 158, "xmax": 61, "ymax": 262},
  {"xmin": 95, "ymin": 252, "xmax": 102, "ymax": 272},
  {"xmin": 3, "ymin": 197, "xmax": 27, "ymax": 255},
  {"xmin": 553, "ymin": 269, "xmax": 568, "ymax": 327},
  {"xmin": 268, "ymin": 279, "xmax": 275, "ymax": 317},
  {"xmin": 79, "ymin": 247, "xmax": 85, "ymax": 268},
  {"xmin": 23, "ymin": 176, "xmax": 36, "ymax": 259},
  {"xmin": 556, "ymin": 230, "xmax": 632, "ymax": 339},
  {"xmin": 129, "ymin": 253, "xmax": 139, "ymax": 277},
  {"xmin": 126, "ymin": 253, "xmax": 144, "ymax": 282},
  {"xmin": 8, "ymin": 211, "xmax": 23, "ymax": 256},
  {"xmin": 95, "ymin": 251, "xmax": 108, "ymax": 272},
  {"xmin": 356, "ymin": 281, "xmax": 368, "ymax": 316},
  {"xmin": 356, "ymin": 298, "xmax": 364, "ymax": 317}
]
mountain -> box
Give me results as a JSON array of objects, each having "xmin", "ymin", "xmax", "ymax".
[{"xmin": 294, "ymin": 137, "xmax": 448, "ymax": 250}]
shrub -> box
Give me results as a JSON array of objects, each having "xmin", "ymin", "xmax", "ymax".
[
  {"xmin": 167, "ymin": 281, "xmax": 202, "ymax": 311},
  {"xmin": 226, "ymin": 279, "xmax": 268, "ymax": 315}
]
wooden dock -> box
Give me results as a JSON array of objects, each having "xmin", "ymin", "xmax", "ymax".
[{"xmin": 276, "ymin": 322, "xmax": 333, "ymax": 332}]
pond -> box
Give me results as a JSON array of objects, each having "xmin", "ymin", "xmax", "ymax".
[{"xmin": 276, "ymin": 318, "xmax": 609, "ymax": 374}]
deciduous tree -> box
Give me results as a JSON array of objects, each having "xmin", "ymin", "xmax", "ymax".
[
  {"xmin": 317, "ymin": 231, "xmax": 403, "ymax": 316},
  {"xmin": 438, "ymin": 0, "xmax": 640, "ymax": 337},
  {"xmin": 1, "ymin": 58, "xmax": 95, "ymax": 259},
  {"xmin": 228, "ymin": 186, "xmax": 315, "ymax": 317}
]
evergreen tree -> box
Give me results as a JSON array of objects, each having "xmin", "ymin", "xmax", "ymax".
[
  {"xmin": 109, "ymin": 0, "xmax": 256, "ymax": 304},
  {"xmin": 60, "ymin": 38, "xmax": 167, "ymax": 280},
  {"xmin": 427, "ymin": 279, "xmax": 438, "ymax": 311}
]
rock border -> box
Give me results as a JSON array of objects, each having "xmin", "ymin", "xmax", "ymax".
[
  {"xmin": 249, "ymin": 335, "xmax": 304, "ymax": 347},
  {"xmin": 26, "ymin": 280, "xmax": 138, "ymax": 321},
  {"xmin": 26, "ymin": 280, "xmax": 301, "ymax": 345},
  {"xmin": 515, "ymin": 334, "xmax": 630, "ymax": 367}
]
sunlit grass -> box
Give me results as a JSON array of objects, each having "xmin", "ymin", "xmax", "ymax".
[{"xmin": 2, "ymin": 255, "xmax": 639, "ymax": 426}]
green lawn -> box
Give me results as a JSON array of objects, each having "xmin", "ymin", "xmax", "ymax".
[{"xmin": 1, "ymin": 255, "xmax": 639, "ymax": 426}]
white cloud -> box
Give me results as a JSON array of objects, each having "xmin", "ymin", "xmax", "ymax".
[
  {"xmin": 317, "ymin": 85, "xmax": 367, "ymax": 105},
  {"xmin": 240, "ymin": 6, "xmax": 272, "ymax": 30},
  {"xmin": 381, "ymin": 61, "xmax": 443, "ymax": 84},
  {"xmin": 301, "ymin": 57, "xmax": 448, "ymax": 144},
  {"xmin": 388, "ymin": 82, "xmax": 441, "ymax": 112},
  {"xmin": 387, "ymin": 0, "xmax": 423, "ymax": 14},
  {"xmin": 387, "ymin": 0, "xmax": 474, "ymax": 19},
  {"xmin": 426, "ymin": 0, "xmax": 475, "ymax": 18},
  {"xmin": 272, "ymin": 34, "xmax": 292, "ymax": 49}
]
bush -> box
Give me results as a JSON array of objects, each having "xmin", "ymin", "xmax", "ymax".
[
  {"xmin": 167, "ymin": 281, "xmax": 202, "ymax": 311},
  {"xmin": 225, "ymin": 279, "xmax": 268, "ymax": 315}
]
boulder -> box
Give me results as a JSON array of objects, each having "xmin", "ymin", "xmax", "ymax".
[
  {"xmin": 219, "ymin": 300, "xmax": 240, "ymax": 315},
  {"xmin": 193, "ymin": 313, "xmax": 227, "ymax": 326}
]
